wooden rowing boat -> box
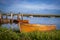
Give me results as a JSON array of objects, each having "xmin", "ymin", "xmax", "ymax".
[{"xmin": 20, "ymin": 23, "xmax": 56, "ymax": 32}]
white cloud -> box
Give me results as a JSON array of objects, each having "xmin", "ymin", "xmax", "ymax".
[
  {"xmin": 6, "ymin": 3, "xmax": 60, "ymax": 13},
  {"xmin": 25, "ymin": 4, "xmax": 60, "ymax": 10},
  {"xmin": 9, "ymin": 3, "xmax": 60, "ymax": 10}
]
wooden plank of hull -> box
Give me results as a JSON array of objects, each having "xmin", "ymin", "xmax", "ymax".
[
  {"xmin": 17, "ymin": 20, "xmax": 29, "ymax": 23},
  {"xmin": 20, "ymin": 24, "xmax": 56, "ymax": 32},
  {"xmin": 1, "ymin": 19, "xmax": 10, "ymax": 24}
]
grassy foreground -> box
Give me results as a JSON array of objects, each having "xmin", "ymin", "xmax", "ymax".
[{"xmin": 0, "ymin": 27, "xmax": 60, "ymax": 40}]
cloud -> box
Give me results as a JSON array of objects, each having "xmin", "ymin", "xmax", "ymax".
[
  {"xmin": 21, "ymin": 4, "xmax": 60, "ymax": 10},
  {"xmin": 4, "ymin": 2, "xmax": 60, "ymax": 13},
  {"xmin": 0, "ymin": 0, "xmax": 60, "ymax": 10},
  {"xmin": 8, "ymin": 3, "xmax": 60, "ymax": 10}
]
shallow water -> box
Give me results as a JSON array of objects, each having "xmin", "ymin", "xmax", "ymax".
[{"xmin": 1, "ymin": 17, "xmax": 60, "ymax": 30}]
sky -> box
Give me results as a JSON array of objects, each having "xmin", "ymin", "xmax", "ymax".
[
  {"xmin": 0, "ymin": 0, "xmax": 60, "ymax": 14},
  {"xmin": 0, "ymin": 0, "xmax": 60, "ymax": 29}
]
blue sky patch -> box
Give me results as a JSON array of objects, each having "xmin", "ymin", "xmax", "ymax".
[{"xmin": 0, "ymin": 0, "xmax": 60, "ymax": 14}]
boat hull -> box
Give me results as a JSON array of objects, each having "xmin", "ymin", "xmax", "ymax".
[{"xmin": 20, "ymin": 24, "xmax": 56, "ymax": 32}]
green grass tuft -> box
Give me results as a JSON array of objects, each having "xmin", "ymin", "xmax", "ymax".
[{"xmin": 0, "ymin": 27, "xmax": 60, "ymax": 40}]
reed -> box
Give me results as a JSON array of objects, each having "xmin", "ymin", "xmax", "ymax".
[{"xmin": 0, "ymin": 27, "xmax": 60, "ymax": 40}]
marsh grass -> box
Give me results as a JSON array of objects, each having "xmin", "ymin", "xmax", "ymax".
[
  {"xmin": 0, "ymin": 27, "xmax": 60, "ymax": 40},
  {"xmin": 19, "ymin": 30, "xmax": 60, "ymax": 40}
]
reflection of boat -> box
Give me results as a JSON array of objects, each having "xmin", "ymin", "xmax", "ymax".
[{"xmin": 19, "ymin": 20, "xmax": 56, "ymax": 32}]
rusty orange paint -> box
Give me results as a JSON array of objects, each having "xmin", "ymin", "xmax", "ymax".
[
  {"xmin": 18, "ymin": 20, "xmax": 29, "ymax": 23},
  {"xmin": 20, "ymin": 24, "xmax": 56, "ymax": 32},
  {"xmin": 0, "ymin": 19, "xmax": 56, "ymax": 32}
]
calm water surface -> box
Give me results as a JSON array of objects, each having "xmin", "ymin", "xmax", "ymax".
[{"xmin": 1, "ymin": 17, "xmax": 60, "ymax": 30}]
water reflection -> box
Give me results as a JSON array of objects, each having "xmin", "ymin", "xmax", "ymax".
[
  {"xmin": 2, "ymin": 23, "xmax": 19, "ymax": 30},
  {"xmin": 1, "ymin": 17, "xmax": 60, "ymax": 30}
]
